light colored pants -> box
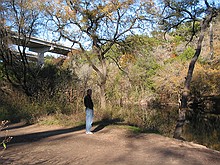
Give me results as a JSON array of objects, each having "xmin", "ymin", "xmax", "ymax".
[{"xmin": 86, "ymin": 108, "xmax": 94, "ymax": 132}]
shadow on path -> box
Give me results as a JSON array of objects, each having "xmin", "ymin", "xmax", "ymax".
[
  {"xmin": 1, "ymin": 120, "xmax": 30, "ymax": 131},
  {"xmin": 92, "ymin": 118, "xmax": 121, "ymax": 133},
  {"xmin": 1, "ymin": 118, "xmax": 121, "ymax": 146}
]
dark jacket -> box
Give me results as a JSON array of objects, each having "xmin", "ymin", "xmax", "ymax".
[{"xmin": 84, "ymin": 95, "xmax": 94, "ymax": 109}]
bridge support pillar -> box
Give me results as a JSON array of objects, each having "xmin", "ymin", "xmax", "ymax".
[
  {"xmin": 29, "ymin": 46, "xmax": 54, "ymax": 67},
  {"xmin": 38, "ymin": 52, "xmax": 45, "ymax": 66}
]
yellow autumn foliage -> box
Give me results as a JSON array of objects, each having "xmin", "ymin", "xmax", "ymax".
[
  {"xmin": 119, "ymin": 53, "xmax": 136, "ymax": 68},
  {"xmin": 192, "ymin": 63, "xmax": 220, "ymax": 96}
]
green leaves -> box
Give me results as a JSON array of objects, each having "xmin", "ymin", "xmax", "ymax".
[
  {"xmin": 2, "ymin": 142, "xmax": 6, "ymax": 149},
  {"xmin": 1, "ymin": 136, "xmax": 13, "ymax": 150}
]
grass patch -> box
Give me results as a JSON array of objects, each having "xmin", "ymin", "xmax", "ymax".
[
  {"xmin": 127, "ymin": 125, "xmax": 142, "ymax": 134},
  {"xmin": 38, "ymin": 112, "xmax": 85, "ymax": 127}
]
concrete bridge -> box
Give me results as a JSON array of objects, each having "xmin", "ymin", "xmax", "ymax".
[{"xmin": 11, "ymin": 34, "xmax": 72, "ymax": 66}]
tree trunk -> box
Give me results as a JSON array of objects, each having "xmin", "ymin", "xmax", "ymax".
[
  {"xmin": 98, "ymin": 56, "xmax": 107, "ymax": 110},
  {"xmin": 209, "ymin": 22, "xmax": 214, "ymax": 60},
  {"xmin": 173, "ymin": 12, "xmax": 216, "ymax": 139},
  {"xmin": 99, "ymin": 82, "xmax": 106, "ymax": 110},
  {"xmin": 84, "ymin": 49, "xmax": 107, "ymax": 110}
]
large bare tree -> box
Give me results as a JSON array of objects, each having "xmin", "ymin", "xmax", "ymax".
[{"xmin": 45, "ymin": 0, "xmax": 156, "ymax": 109}]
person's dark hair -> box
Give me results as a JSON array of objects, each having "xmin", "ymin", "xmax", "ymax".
[{"xmin": 87, "ymin": 89, "xmax": 92, "ymax": 95}]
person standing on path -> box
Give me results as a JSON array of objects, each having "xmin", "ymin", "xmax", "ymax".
[{"xmin": 84, "ymin": 89, "xmax": 94, "ymax": 134}]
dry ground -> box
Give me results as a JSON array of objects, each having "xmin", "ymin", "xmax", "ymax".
[{"xmin": 0, "ymin": 121, "xmax": 220, "ymax": 165}]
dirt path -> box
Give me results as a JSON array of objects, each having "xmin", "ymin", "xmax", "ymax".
[{"xmin": 0, "ymin": 121, "xmax": 220, "ymax": 165}]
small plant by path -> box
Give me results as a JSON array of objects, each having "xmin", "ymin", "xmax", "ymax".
[{"xmin": 0, "ymin": 120, "xmax": 12, "ymax": 149}]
